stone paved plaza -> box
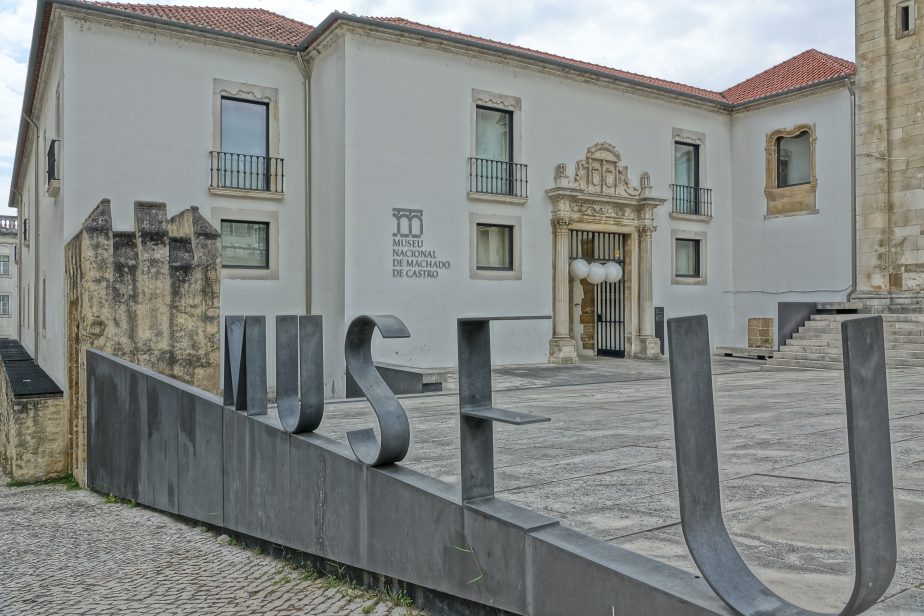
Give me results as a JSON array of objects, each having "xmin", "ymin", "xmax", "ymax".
[
  {"xmin": 320, "ymin": 357, "xmax": 923, "ymax": 615},
  {"xmin": 1, "ymin": 356, "xmax": 921, "ymax": 615}
]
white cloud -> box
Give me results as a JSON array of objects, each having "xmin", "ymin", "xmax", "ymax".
[{"xmin": 0, "ymin": 0, "xmax": 854, "ymax": 203}]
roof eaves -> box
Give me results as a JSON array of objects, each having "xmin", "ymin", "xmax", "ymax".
[
  {"xmin": 730, "ymin": 74, "xmax": 854, "ymax": 110},
  {"xmin": 300, "ymin": 13, "xmax": 734, "ymax": 109}
]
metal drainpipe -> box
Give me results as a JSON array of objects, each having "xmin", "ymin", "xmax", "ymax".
[
  {"xmin": 296, "ymin": 51, "xmax": 313, "ymax": 314},
  {"xmin": 10, "ymin": 188, "xmax": 24, "ymax": 341},
  {"xmin": 847, "ymin": 79, "xmax": 858, "ymax": 300},
  {"xmin": 22, "ymin": 112, "xmax": 40, "ymax": 358}
]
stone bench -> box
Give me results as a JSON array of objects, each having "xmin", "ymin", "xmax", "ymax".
[{"xmin": 345, "ymin": 362, "xmax": 446, "ymax": 398}]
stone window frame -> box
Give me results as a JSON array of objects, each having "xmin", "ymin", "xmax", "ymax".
[
  {"xmin": 211, "ymin": 207, "xmax": 280, "ymax": 281},
  {"xmin": 898, "ymin": 0, "xmax": 917, "ymax": 37},
  {"xmin": 764, "ymin": 123, "xmax": 818, "ymax": 219},
  {"xmin": 671, "ymin": 229, "xmax": 707, "ymax": 286},
  {"xmin": 211, "ymin": 78, "xmax": 282, "ymax": 200},
  {"xmin": 469, "ymin": 212, "xmax": 522, "ymax": 280},
  {"xmin": 468, "ymin": 89, "xmax": 526, "ymax": 205},
  {"xmin": 0, "ymin": 293, "xmax": 10, "ymax": 317}
]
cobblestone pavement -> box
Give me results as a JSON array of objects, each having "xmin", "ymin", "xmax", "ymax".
[{"xmin": 0, "ymin": 478, "xmax": 421, "ymax": 616}]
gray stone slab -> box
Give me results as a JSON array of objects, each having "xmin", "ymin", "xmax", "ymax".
[
  {"xmin": 144, "ymin": 375, "xmax": 178, "ymax": 514},
  {"xmin": 176, "ymin": 392, "xmax": 223, "ymax": 525}
]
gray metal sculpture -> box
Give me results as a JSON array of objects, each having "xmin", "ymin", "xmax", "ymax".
[
  {"xmin": 223, "ymin": 315, "xmax": 267, "ymax": 415},
  {"xmin": 275, "ymin": 315, "xmax": 324, "ymax": 433},
  {"xmin": 457, "ymin": 317, "xmax": 550, "ymax": 501},
  {"xmin": 667, "ymin": 314, "xmax": 896, "ymax": 616},
  {"xmin": 344, "ymin": 314, "xmax": 412, "ymax": 466}
]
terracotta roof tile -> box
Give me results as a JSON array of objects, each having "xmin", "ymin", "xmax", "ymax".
[
  {"xmin": 91, "ymin": 2, "xmax": 313, "ymax": 46},
  {"xmin": 80, "ymin": 4, "xmax": 854, "ymax": 104},
  {"xmin": 722, "ymin": 49, "xmax": 856, "ymax": 104}
]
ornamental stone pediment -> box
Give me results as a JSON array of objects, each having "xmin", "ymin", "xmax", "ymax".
[{"xmin": 549, "ymin": 142, "xmax": 654, "ymax": 200}]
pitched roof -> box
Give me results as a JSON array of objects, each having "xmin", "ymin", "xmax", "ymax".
[
  {"xmin": 722, "ymin": 49, "xmax": 856, "ymax": 105},
  {"xmin": 81, "ymin": 5, "xmax": 855, "ymax": 105},
  {"xmin": 91, "ymin": 2, "xmax": 313, "ymax": 46}
]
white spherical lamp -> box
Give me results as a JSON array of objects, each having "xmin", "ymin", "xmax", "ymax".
[
  {"xmin": 604, "ymin": 262, "xmax": 623, "ymax": 284},
  {"xmin": 569, "ymin": 258, "xmax": 590, "ymax": 280},
  {"xmin": 586, "ymin": 262, "xmax": 606, "ymax": 284}
]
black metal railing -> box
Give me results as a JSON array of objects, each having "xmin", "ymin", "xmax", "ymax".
[
  {"xmin": 468, "ymin": 157, "xmax": 527, "ymax": 198},
  {"xmin": 209, "ymin": 151, "xmax": 284, "ymax": 193},
  {"xmin": 670, "ymin": 184, "xmax": 712, "ymax": 217},
  {"xmin": 47, "ymin": 139, "xmax": 59, "ymax": 185}
]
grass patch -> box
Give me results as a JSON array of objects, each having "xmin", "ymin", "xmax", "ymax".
[
  {"xmin": 6, "ymin": 474, "xmax": 81, "ymax": 490},
  {"xmin": 103, "ymin": 493, "xmax": 136, "ymax": 507}
]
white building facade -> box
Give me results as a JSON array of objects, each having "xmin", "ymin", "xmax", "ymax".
[{"xmin": 9, "ymin": 2, "xmax": 856, "ymax": 396}]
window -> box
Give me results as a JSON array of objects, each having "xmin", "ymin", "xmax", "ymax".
[
  {"xmin": 674, "ymin": 142, "xmax": 699, "ymax": 188},
  {"xmin": 221, "ymin": 220, "xmax": 269, "ymax": 269},
  {"xmin": 672, "ymin": 230, "xmax": 707, "ymax": 285},
  {"xmin": 0, "ymin": 294, "xmax": 9, "ymax": 317},
  {"xmin": 765, "ymin": 124, "xmax": 817, "ymax": 218},
  {"xmin": 899, "ymin": 1, "xmax": 915, "ymax": 35},
  {"xmin": 476, "ymin": 223, "xmax": 514, "ymax": 270},
  {"xmin": 777, "ymin": 132, "xmax": 811, "ymax": 187},
  {"xmin": 469, "ymin": 213, "xmax": 522, "ymax": 280},
  {"xmin": 675, "ymin": 239, "xmax": 701, "ymax": 278},
  {"xmin": 218, "ymin": 97, "xmax": 269, "ymax": 191},
  {"xmin": 0, "ymin": 255, "xmax": 9, "ymax": 277},
  {"xmin": 475, "ymin": 106, "xmax": 512, "ymax": 163},
  {"xmin": 42, "ymin": 276, "xmax": 46, "ymax": 333}
]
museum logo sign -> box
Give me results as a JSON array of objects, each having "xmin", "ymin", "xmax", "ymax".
[{"xmin": 391, "ymin": 208, "xmax": 451, "ymax": 279}]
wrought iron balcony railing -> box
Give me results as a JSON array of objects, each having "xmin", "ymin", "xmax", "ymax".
[
  {"xmin": 670, "ymin": 184, "xmax": 712, "ymax": 217},
  {"xmin": 47, "ymin": 139, "xmax": 60, "ymax": 185},
  {"xmin": 209, "ymin": 151, "xmax": 284, "ymax": 193},
  {"xmin": 468, "ymin": 157, "xmax": 528, "ymax": 199}
]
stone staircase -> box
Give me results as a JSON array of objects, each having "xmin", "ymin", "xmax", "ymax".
[{"xmin": 767, "ymin": 303, "xmax": 924, "ymax": 370}]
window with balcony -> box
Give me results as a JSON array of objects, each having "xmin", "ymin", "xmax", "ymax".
[
  {"xmin": 210, "ymin": 80, "xmax": 283, "ymax": 195},
  {"xmin": 468, "ymin": 90, "xmax": 526, "ymax": 201},
  {"xmin": 670, "ymin": 133, "xmax": 712, "ymax": 218},
  {"xmin": 220, "ymin": 220, "xmax": 269, "ymax": 269}
]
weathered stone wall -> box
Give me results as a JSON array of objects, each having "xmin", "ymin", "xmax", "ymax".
[
  {"xmin": 0, "ymin": 360, "xmax": 67, "ymax": 482},
  {"xmin": 65, "ymin": 199, "xmax": 221, "ymax": 484},
  {"xmin": 855, "ymin": 0, "xmax": 924, "ymax": 297}
]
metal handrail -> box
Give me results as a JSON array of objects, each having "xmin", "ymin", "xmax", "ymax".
[
  {"xmin": 209, "ymin": 151, "xmax": 284, "ymax": 193},
  {"xmin": 467, "ymin": 157, "xmax": 528, "ymax": 198},
  {"xmin": 670, "ymin": 184, "xmax": 712, "ymax": 217}
]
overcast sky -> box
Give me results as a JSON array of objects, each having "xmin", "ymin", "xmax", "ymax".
[{"xmin": 0, "ymin": 0, "xmax": 855, "ymax": 211}]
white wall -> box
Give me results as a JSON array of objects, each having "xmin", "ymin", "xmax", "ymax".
[
  {"xmin": 332, "ymin": 30, "xmax": 737, "ymax": 386},
  {"xmin": 730, "ymin": 89, "xmax": 854, "ymax": 346},
  {"xmin": 0, "ymin": 237, "xmax": 18, "ymax": 338},
  {"xmin": 59, "ymin": 15, "xmax": 309, "ymax": 388}
]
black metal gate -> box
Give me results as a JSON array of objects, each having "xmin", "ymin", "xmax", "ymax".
[{"xmin": 570, "ymin": 231, "xmax": 626, "ymax": 357}]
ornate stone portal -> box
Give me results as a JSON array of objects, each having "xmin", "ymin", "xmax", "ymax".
[{"xmin": 546, "ymin": 143, "xmax": 665, "ymax": 363}]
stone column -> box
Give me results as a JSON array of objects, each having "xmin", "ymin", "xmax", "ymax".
[
  {"xmin": 549, "ymin": 217, "xmax": 578, "ymax": 364},
  {"xmin": 635, "ymin": 224, "xmax": 661, "ymax": 359}
]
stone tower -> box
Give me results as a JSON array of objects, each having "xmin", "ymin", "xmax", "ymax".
[{"xmin": 855, "ymin": 0, "xmax": 924, "ymax": 308}]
